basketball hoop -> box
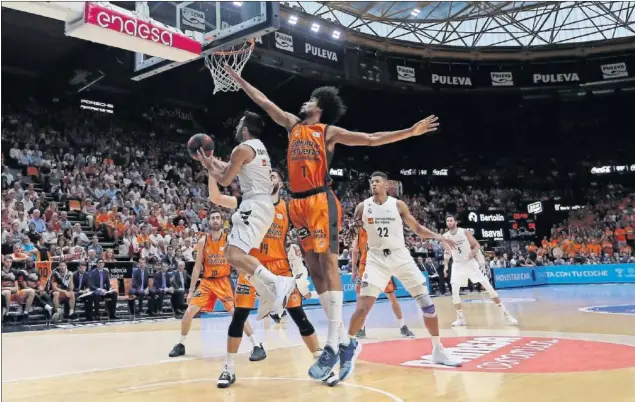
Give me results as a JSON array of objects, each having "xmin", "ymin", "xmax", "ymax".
[{"xmin": 204, "ymin": 39, "xmax": 255, "ymax": 94}]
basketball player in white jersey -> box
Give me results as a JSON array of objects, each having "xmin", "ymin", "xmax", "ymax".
[
  {"xmin": 443, "ymin": 215, "xmax": 518, "ymax": 326},
  {"xmin": 337, "ymin": 172, "xmax": 462, "ymax": 382},
  {"xmin": 198, "ymin": 111, "xmax": 296, "ymax": 319}
]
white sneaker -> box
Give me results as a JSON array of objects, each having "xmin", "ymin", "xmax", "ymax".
[
  {"xmin": 431, "ymin": 346, "xmax": 462, "ymax": 367},
  {"xmin": 272, "ymin": 276, "xmax": 296, "ymax": 317},
  {"xmin": 256, "ymin": 291, "xmax": 275, "ymax": 321},
  {"xmin": 503, "ymin": 312, "xmax": 519, "ymax": 325},
  {"xmin": 451, "ymin": 318, "xmax": 466, "ymax": 327}
]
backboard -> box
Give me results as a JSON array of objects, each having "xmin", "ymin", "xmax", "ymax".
[{"xmin": 132, "ymin": 1, "xmax": 278, "ymax": 80}]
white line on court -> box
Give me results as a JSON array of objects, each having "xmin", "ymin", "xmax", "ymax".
[{"xmin": 117, "ymin": 377, "xmax": 405, "ymax": 402}]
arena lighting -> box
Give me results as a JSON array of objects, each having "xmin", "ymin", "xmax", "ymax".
[
  {"xmin": 232, "ymin": 2, "xmax": 242, "ymax": 6},
  {"xmin": 288, "ymin": 15, "xmax": 298, "ymax": 25},
  {"xmin": 332, "ymin": 30, "xmax": 340, "ymax": 39},
  {"xmin": 411, "ymin": 8, "xmax": 420, "ymax": 16},
  {"xmin": 311, "ymin": 22, "xmax": 320, "ymax": 32}
]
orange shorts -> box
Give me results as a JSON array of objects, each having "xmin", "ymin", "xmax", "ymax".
[
  {"xmin": 289, "ymin": 191, "xmax": 342, "ymax": 254},
  {"xmin": 355, "ymin": 262, "xmax": 396, "ymax": 294},
  {"xmin": 190, "ymin": 277, "xmax": 235, "ymax": 313},
  {"xmin": 8, "ymin": 289, "xmax": 31, "ymax": 303},
  {"xmin": 235, "ymin": 259, "xmax": 302, "ymax": 309}
]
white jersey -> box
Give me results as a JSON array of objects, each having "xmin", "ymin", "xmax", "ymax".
[
  {"xmin": 443, "ymin": 228, "xmax": 472, "ymax": 263},
  {"xmin": 361, "ymin": 196, "xmax": 405, "ymax": 251},
  {"xmin": 236, "ymin": 139, "xmax": 273, "ymax": 200}
]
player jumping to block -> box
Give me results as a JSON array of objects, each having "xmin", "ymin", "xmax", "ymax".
[{"xmin": 224, "ymin": 64, "xmax": 440, "ymax": 381}]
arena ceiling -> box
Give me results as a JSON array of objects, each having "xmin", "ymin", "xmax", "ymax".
[{"xmin": 288, "ymin": 1, "xmax": 635, "ymax": 48}]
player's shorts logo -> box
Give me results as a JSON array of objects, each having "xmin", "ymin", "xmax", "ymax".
[
  {"xmin": 236, "ymin": 284, "xmax": 251, "ymax": 295},
  {"xmin": 297, "ymin": 227, "xmax": 310, "ymax": 239},
  {"xmin": 361, "ymin": 281, "xmax": 369, "ymax": 288}
]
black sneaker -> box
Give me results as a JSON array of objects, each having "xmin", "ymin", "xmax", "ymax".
[
  {"xmin": 356, "ymin": 327, "xmax": 366, "ymax": 339},
  {"xmin": 249, "ymin": 343, "xmax": 267, "ymax": 361},
  {"xmin": 168, "ymin": 343, "xmax": 185, "ymax": 357},
  {"xmin": 400, "ymin": 325, "xmax": 415, "ymax": 338},
  {"xmin": 269, "ymin": 313, "xmax": 281, "ymax": 324},
  {"xmin": 217, "ymin": 368, "xmax": 236, "ymax": 388}
]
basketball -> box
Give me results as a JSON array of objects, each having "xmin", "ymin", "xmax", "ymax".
[{"xmin": 187, "ymin": 133, "xmax": 214, "ymax": 160}]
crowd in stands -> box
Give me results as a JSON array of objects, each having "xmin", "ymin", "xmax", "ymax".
[{"xmin": 2, "ymin": 98, "xmax": 634, "ymax": 324}]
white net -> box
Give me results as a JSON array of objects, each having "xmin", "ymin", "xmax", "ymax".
[{"xmin": 204, "ymin": 40, "xmax": 254, "ymax": 94}]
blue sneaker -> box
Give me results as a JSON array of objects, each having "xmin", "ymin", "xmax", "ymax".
[
  {"xmin": 338, "ymin": 339, "xmax": 362, "ymax": 381},
  {"xmin": 308, "ymin": 345, "xmax": 339, "ymax": 380}
]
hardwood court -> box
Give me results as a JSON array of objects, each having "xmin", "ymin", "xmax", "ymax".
[{"xmin": 2, "ymin": 284, "xmax": 635, "ymax": 402}]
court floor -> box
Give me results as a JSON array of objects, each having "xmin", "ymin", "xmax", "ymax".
[{"xmin": 2, "ymin": 284, "xmax": 635, "ymax": 402}]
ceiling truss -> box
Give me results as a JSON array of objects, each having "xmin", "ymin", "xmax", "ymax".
[{"xmin": 285, "ymin": 1, "xmax": 635, "ymax": 48}]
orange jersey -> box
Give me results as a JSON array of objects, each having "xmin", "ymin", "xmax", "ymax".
[
  {"xmin": 287, "ymin": 123, "xmax": 333, "ymax": 194},
  {"xmin": 357, "ymin": 228, "xmax": 368, "ymax": 266},
  {"xmin": 250, "ymin": 200, "xmax": 290, "ymax": 262},
  {"xmin": 202, "ymin": 232, "xmax": 231, "ymax": 278}
]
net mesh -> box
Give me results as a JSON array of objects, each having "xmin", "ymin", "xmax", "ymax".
[{"xmin": 204, "ymin": 40, "xmax": 254, "ymax": 94}]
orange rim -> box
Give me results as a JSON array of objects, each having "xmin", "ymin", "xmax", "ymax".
[{"xmin": 213, "ymin": 39, "xmax": 255, "ymax": 56}]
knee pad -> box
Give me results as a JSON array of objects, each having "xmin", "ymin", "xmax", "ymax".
[
  {"xmin": 414, "ymin": 293, "xmax": 436, "ymax": 317},
  {"xmin": 287, "ymin": 307, "xmax": 315, "ymax": 337},
  {"xmin": 228, "ymin": 307, "xmax": 250, "ymax": 338},
  {"xmin": 452, "ymin": 287, "xmax": 462, "ymax": 304}
]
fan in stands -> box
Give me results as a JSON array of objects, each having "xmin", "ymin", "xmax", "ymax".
[{"xmin": 187, "ymin": 134, "xmax": 214, "ymax": 160}]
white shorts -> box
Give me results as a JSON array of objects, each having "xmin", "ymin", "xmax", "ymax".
[
  {"xmin": 451, "ymin": 259, "xmax": 487, "ymax": 287},
  {"xmin": 228, "ymin": 199, "xmax": 275, "ymax": 253},
  {"xmin": 361, "ymin": 248, "xmax": 426, "ymax": 294}
]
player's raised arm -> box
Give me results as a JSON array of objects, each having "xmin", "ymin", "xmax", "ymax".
[
  {"xmin": 328, "ymin": 115, "xmax": 439, "ymax": 147},
  {"xmin": 198, "ymin": 147, "xmax": 250, "ymax": 187},
  {"xmin": 396, "ymin": 200, "xmax": 457, "ymax": 249},
  {"xmin": 224, "ymin": 64, "xmax": 299, "ymax": 130}
]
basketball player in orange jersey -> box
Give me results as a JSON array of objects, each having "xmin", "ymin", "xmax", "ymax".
[
  {"xmin": 205, "ymin": 168, "xmax": 325, "ymax": 388},
  {"xmin": 225, "ymin": 64, "xmax": 439, "ymax": 380},
  {"xmin": 168, "ymin": 210, "xmax": 264, "ymax": 361},
  {"xmin": 351, "ymin": 227, "xmax": 415, "ymax": 339}
]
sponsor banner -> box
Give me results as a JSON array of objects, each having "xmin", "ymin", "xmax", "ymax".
[
  {"xmin": 542, "ymin": 264, "xmax": 635, "ymax": 284},
  {"xmin": 489, "ymin": 71, "xmax": 514, "ymax": 87},
  {"xmin": 209, "ymin": 272, "xmax": 430, "ymax": 311},
  {"xmin": 493, "ymin": 264, "xmax": 635, "ymax": 289},
  {"xmin": 265, "ymin": 31, "xmax": 343, "ymax": 68},
  {"xmin": 527, "ymin": 201, "xmax": 543, "ymax": 214},
  {"xmin": 359, "ymin": 336, "xmax": 635, "ymax": 373},
  {"xmin": 530, "ymin": 63, "xmax": 583, "ymax": 86},
  {"xmin": 462, "ymin": 210, "xmax": 508, "ymax": 241},
  {"xmin": 463, "ymin": 297, "xmax": 536, "ymax": 304},
  {"xmin": 493, "ymin": 268, "xmax": 540, "ymax": 288},
  {"xmin": 399, "ymin": 168, "xmax": 451, "ymax": 176},
  {"xmin": 180, "ymin": 6, "xmax": 206, "ymax": 32},
  {"xmin": 601, "ymin": 61, "xmax": 629, "ymax": 80},
  {"xmin": 429, "ymin": 63, "xmax": 473, "ymax": 88},
  {"xmin": 387, "ymin": 60, "xmax": 423, "ymax": 86},
  {"xmin": 590, "ymin": 164, "xmax": 635, "ymax": 174}
]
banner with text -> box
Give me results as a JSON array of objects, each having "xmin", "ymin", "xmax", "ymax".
[
  {"xmin": 428, "ymin": 63, "xmax": 474, "ymax": 88},
  {"xmin": 266, "ymin": 30, "xmax": 344, "ymax": 68},
  {"xmin": 493, "ymin": 264, "xmax": 635, "ymax": 289}
]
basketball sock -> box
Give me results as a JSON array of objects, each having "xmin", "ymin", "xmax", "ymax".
[
  {"xmin": 312, "ymin": 350, "xmax": 322, "ymax": 358},
  {"xmin": 225, "ymin": 353, "xmax": 237, "ymax": 373},
  {"xmin": 320, "ymin": 291, "xmax": 344, "ymax": 349},
  {"xmin": 45, "ymin": 304, "xmax": 53, "ymax": 313},
  {"xmin": 431, "ymin": 336, "xmax": 442, "ymax": 348},
  {"xmin": 248, "ymin": 334, "xmax": 258, "ymax": 347},
  {"xmin": 180, "ymin": 335, "xmax": 187, "ymax": 345},
  {"xmin": 339, "ymin": 321, "xmax": 351, "ymax": 346},
  {"xmin": 456, "ymin": 309, "xmax": 465, "ymax": 319},
  {"xmin": 397, "ymin": 317, "xmax": 405, "ymax": 328},
  {"xmin": 255, "ymin": 265, "xmax": 277, "ymax": 285}
]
